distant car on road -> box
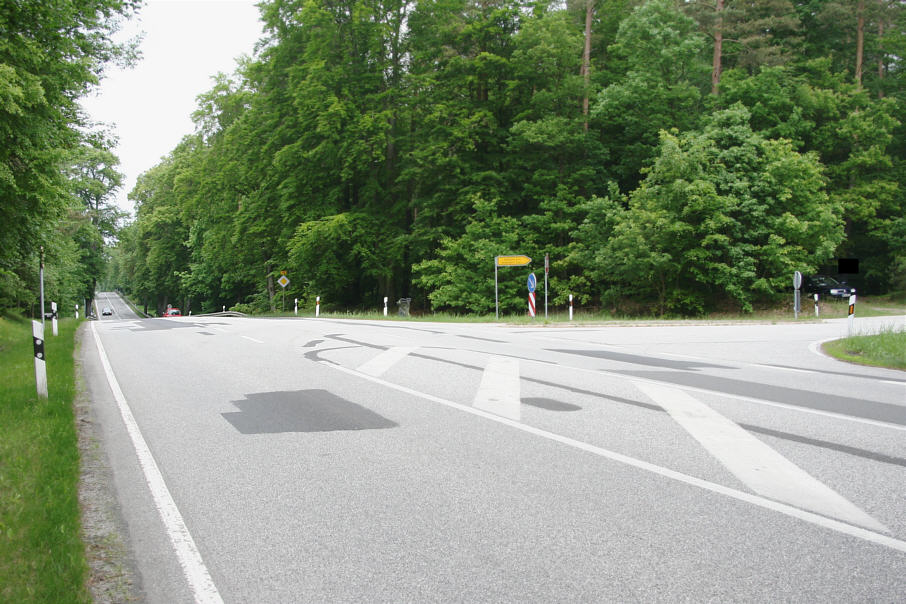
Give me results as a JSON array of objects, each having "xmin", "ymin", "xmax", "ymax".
[
  {"xmin": 803, "ymin": 275, "xmax": 856, "ymax": 298},
  {"xmin": 101, "ymin": 306, "xmax": 113, "ymax": 316},
  {"xmin": 163, "ymin": 308, "xmax": 182, "ymax": 317}
]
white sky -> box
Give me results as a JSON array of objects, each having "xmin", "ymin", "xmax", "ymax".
[{"xmin": 80, "ymin": 0, "xmax": 265, "ymax": 216}]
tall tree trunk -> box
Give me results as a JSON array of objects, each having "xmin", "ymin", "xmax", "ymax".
[
  {"xmin": 581, "ymin": 0, "xmax": 593, "ymax": 132},
  {"xmin": 855, "ymin": 0, "xmax": 865, "ymax": 89},
  {"xmin": 711, "ymin": 0, "xmax": 724, "ymax": 95}
]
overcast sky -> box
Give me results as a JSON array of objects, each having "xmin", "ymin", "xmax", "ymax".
[{"xmin": 80, "ymin": 0, "xmax": 265, "ymax": 215}]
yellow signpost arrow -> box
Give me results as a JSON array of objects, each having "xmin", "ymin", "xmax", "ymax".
[{"xmin": 496, "ymin": 255, "xmax": 532, "ymax": 267}]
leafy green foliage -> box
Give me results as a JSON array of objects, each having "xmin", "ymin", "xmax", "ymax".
[{"xmin": 113, "ymin": 0, "xmax": 906, "ymax": 317}]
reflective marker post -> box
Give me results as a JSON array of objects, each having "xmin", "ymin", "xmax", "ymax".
[
  {"xmin": 294, "ymin": 298, "xmax": 298, "ymax": 316},
  {"xmin": 814, "ymin": 294, "xmax": 820, "ymax": 318},
  {"xmin": 848, "ymin": 294, "xmax": 856, "ymax": 336},
  {"xmin": 51, "ymin": 302, "xmax": 58, "ymax": 336},
  {"xmin": 316, "ymin": 296, "xmax": 321, "ymax": 318},
  {"xmin": 383, "ymin": 296, "xmax": 388, "ymax": 317},
  {"xmin": 33, "ymin": 320, "xmax": 48, "ymax": 398},
  {"xmin": 569, "ymin": 294, "xmax": 574, "ymax": 321}
]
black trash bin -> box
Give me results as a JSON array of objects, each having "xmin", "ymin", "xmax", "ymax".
[{"xmin": 397, "ymin": 298, "xmax": 412, "ymax": 317}]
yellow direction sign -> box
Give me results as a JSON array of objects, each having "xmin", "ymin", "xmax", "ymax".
[{"xmin": 496, "ymin": 255, "xmax": 532, "ymax": 267}]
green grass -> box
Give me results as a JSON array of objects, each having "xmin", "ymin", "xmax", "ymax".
[
  {"xmin": 822, "ymin": 326, "xmax": 906, "ymax": 370},
  {"xmin": 0, "ymin": 314, "xmax": 90, "ymax": 603}
]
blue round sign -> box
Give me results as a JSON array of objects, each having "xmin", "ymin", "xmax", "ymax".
[{"xmin": 527, "ymin": 272, "xmax": 537, "ymax": 293}]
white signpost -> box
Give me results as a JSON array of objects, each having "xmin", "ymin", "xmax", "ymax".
[
  {"xmin": 33, "ymin": 320, "xmax": 48, "ymax": 398},
  {"xmin": 793, "ymin": 271, "xmax": 803, "ymax": 319}
]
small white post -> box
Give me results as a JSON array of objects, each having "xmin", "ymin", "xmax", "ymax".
[
  {"xmin": 51, "ymin": 302, "xmax": 58, "ymax": 336},
  {"xmin": 223, "ymin": 305, "xmax": 226, "ymax": 312},
  {"xmin": 814, "ymin": 294, "xmax": 819, "ymax": 318},
  {"xmin": 316, "ymin": 296, "xmax": 321, "ymax": 317},
  {"xmin": 33, "ymin": 320, "xmax": 48, "ymax": 398},
  {"xmin": 847, "ymin": 294, "xmax": 856, "ymax": 336},
  {"xmin": 383, "ymin": 296, "xmax": 388, "ymax": 317},
  {"xmin": 75, "ymin": 304, "xmax": 79, "ymax": 319},
  {"xmin": 568, "ymin": 294, "xmax": 574, "ymax": 321},
  {"xmin": 294, "ymin": 298, "xmax": 298, "ymax": 315}
]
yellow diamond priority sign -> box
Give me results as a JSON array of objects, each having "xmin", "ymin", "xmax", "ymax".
[{"xmin": 277, "ymin": 275, "xmax": 290, "ymax": 288}]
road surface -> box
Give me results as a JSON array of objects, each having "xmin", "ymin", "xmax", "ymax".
[{"xmin": 82, "ymin": 291, "xmax": 906, "ymax": 602}]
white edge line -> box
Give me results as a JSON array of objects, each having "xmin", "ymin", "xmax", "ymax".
[
  {"xmin": 521, "ymin": 357, "xmax": 906, "ymax": 433},
  {"xmin": 91, "ymin": 322, "xmax": 224, "ymax": 604},
  {"xmin": 319, "ymin": 360, "xmax": 906, "ymax": 555},
  {"xmin": 241, "ymin": 335, "xmax": 264, "ymax": 344}
]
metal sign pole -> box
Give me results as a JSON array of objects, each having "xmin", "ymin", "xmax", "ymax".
[
  {"xmin": 495, "ymin": 258, "xmax": 499, "ymax": 320},
  {"xmin": 544, "ymin": 254, "xmax": 549, "ymax": 319},
  {"xmin": 39, "ymin": 246, "xmax": 45, "ymax": 327}
]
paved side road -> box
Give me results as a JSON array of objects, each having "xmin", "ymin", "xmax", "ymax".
[{"xmin": 81, "ymin": 296, "xmax": 906, "ymax": 603}]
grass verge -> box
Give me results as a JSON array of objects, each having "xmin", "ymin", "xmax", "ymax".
[
  {"xmin": 0, "ymin": 314, "xmax": 89, "ymax": 603},
  {"xmin": 822, "ymin": 327, "xmax": 906, "ymax": 370}
]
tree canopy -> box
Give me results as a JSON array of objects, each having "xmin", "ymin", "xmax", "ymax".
[{"xmin": 104, "ymin": 0, "xmax": 906, "ymax": 316}]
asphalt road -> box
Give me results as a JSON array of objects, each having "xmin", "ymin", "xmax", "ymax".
[{"xmin": 82, "ymin": 292, "xmax": 906, "ymax": 603}]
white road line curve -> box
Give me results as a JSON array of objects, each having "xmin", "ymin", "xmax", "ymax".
[
  {"xmin": 320, "ymin": 360, "xmax": 906, "ymax": 554},
  {"xmin": 91, "ymin": 322, "xmax": 224, "ymax": 604}
]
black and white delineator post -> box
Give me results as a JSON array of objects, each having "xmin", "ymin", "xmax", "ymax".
[
  {"xmin": 51, "ymin": 301, "xmax": 58, "ymax": 336},
  {"xmin": 569, "ymin": 294, "xmax": 574, "ymax": 321},
  {"xmin": 848, "ymin": 294, "xmax": 856, "ymax": 336},
  {"xmin": 383, "ymin": 296, "xmax": 388, "ymax": 317},
  {"xmin": 316, "ymin": 296, "xmax": 321, "ymax": 317},
  {"xmin": 294, "ymin": 298, "xmax": 298, "ymax": 316},
  {"xmin": 814, "ymin": 294, "xmax": 820, "ymax": 318},
  {"xmin": 793, "ymin": 271, "xmax": 803, "ymax": 319},
  {"xmin": 75, "ymin": 304, "xmax": 79, "ymax": 319},
  {"xmin": 33, "ymin": 320, "xmax": 48, "ymax": 398}
]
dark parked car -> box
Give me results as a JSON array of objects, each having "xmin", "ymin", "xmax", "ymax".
[{"xmin": 803, "ymin": 275, "xmax": 856, "ymax": 298}]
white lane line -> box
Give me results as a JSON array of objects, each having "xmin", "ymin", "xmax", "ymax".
[
  {"xmin": 526, "ymin": 358, "xmax": 906, "ymax": 432},
  {"xmin": 634, "ymin": 381, "xmax": 887, "ymax": 533},
  {"xmin": 90, "ymin": 322, "xmax": 223, "ymax": 604},
  {"xmin": 752, "ymin": 364, "xmax": 813, "ymax": 374},
  {"xmin": 241, "ymin": 335, "xmax": 264, "ymax": 344},
  {"xmin": 473, "ymin": 356, "xmax": 521, "ymax": 421},
  {"xmin": 319, "ymin": 360, "xmax": 906, "ymax": 553},
  {"xmin": 357, "ymin": 346, "xmax": 418, "ymax": 377}
]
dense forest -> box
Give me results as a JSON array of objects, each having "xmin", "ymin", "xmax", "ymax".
[
  {"xmin": 4, "ymin": 1, "xmax": 904, "ymax": 318},
  {"xmin": 1, "ymin": 0, "xmax": 138, "ymax": 317}
]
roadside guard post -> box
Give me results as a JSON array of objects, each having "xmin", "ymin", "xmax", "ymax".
[
  {"xmin": 316, "ymin": 296, "xmax": 321, "ymax": 317},
  {"xmin": 383, "ymin": 296, "xmax": 388, "ymax": 317},
  {"xmin": 294, "ymin": 298, "xmax": 298, "ymax": 316},
  {"xmin": 495, "ymin": 255, "xmax": 532, "ymax": 320},
  {"xmin": 51, "ymin": 301, "xmax": 58, "ymax": 336},
  {"xmin": 814, "ymin": 294, "xmax": 819, "ymax": 318},
  {"xmin": 33, "ymin": 320, "xmax": 48, "ymax": 398},
  {"xmin": 569, "ymin": 294, "xmax": 574, "ymax": 321},
  {"xmin": 793, "ymin": 271, "xmax": 802, "ymax": 319},
  {"xmin": 527, "ymin": 272, "xmax": 537, "ymax": 318},
  {"xmin": 848, "ymin": 294, "xmax": 856, "ymax": 336}
]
